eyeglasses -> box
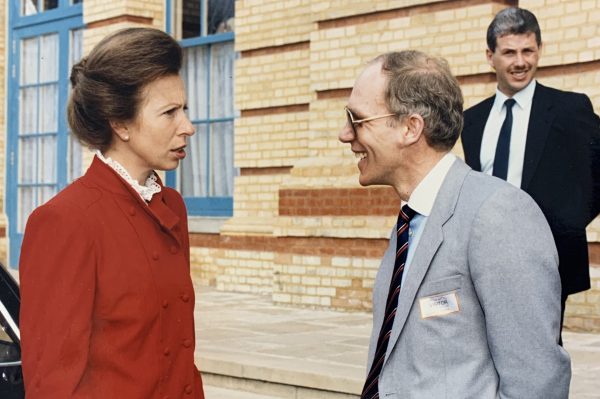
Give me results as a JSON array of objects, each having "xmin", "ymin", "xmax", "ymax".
[{"xmin": 345, "ymin": 106, "xmax": 395, "ymax": 135}]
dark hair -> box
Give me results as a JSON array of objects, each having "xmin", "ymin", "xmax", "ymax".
[
  {"xmin": 487, "ymin": 7, "xmax": 542, "ymax": 52},
  {"xmin": 371, "ymin": 51, "xmax": 464, "ymax": 151},
  {"xmin": 67, "ymin": 28, "xmax": 183, "ymax": 151}
]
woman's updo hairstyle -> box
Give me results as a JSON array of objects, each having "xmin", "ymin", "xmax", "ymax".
[{"xmin": 67, "ymin": 28, "xmax": 183, "ymax": 151}]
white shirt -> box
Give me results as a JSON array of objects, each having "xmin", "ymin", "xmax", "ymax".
[
  {"xmin": 401, "ymin": 152, "xmax": 456, "ymax": 287},
  {"xmin": 479, "ymin": 80, "xmax": 536, "ymax": 188}
]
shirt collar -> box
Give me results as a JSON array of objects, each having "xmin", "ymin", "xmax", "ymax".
[
  {"xmin": 407, "ymin": 152, "xmax": 456, "ymax": 217},
  {"xmin": 95, "ymin": 150, "xmax": 161, "ymax": 202},
  {"xmin": 493, "ymin": 79, "xmax": 536, "ymax": 112}
]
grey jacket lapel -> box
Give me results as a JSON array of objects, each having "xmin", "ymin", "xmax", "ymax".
[{"xmin": 384, "ymin": 160, "xmax": 471, "ymax": 366}]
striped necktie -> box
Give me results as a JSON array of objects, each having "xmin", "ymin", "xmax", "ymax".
[{"xmin": 361, "ymin": 204, "xmax": 416, "ymax": 399}]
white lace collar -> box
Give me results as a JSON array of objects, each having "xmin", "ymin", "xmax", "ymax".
[{"xmin": 95, "ymin": 150, "xmax": 161, "ymax": 202}]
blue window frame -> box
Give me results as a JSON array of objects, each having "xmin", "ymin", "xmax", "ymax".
[
  {"xmin": 166, "ymin": 0, "xmax": 237, "ymax": 217},
  {"xmin": 6, "ymin": 0, "xmax": 84, "ymax": 267}
]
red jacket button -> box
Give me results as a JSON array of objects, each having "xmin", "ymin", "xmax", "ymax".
[
  {"xmin": 162, "ymin": 300, "xmax": 169, "ymax": 309},
  {"xmin": 129, "ymin": 207, "xmax": 136, "ymax": 216},
  {"xmin": 152, "ymin": 252, "xmax": 159, "ymax": 260},
  {"xmin": 170, "ymin": 245, "xmax": 178, "ymax": 254},
  {"xmin": 163, "ymin": 347, "xmax": 170, "ymax": 356},
  {"xmin": 181, "ymin": 293, "xmax": 190, "ymax": 302},
  {"xmin": 185, "ymin": 385, "xmax": 193, "ymax": 394},
  {"xmin": 183, "ymin": 339, "xmax": 192, "ymax": 348}
]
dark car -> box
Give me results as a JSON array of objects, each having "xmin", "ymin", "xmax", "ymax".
[{"xmin": 0, "ymin": 263, "xmax": 24, "ymax": 398}]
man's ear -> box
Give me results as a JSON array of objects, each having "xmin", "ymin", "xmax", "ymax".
[
  {"xmin": 486, "ymin": 48, "xmax": 495, "ymax": 69},
  {"xmin": 110, "ymin": 120, "xmax": 130, "ymax": 142},
  {"xmin": 403, "ymin": 114, "xmax": 424, "ymax": 145}
]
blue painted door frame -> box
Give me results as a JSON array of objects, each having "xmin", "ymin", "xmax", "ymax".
[{"xmin": 6, "ymin": 1, "xmax": 84, "ymax": 268}]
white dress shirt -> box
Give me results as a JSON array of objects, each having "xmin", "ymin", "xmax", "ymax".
[
  {"xmin": 479, "ymin": 80, "xmax": 536, "ymax": 188},
  {"xmin": 401, "ymin": 152, "xmax": 457, "ymax": 287}
]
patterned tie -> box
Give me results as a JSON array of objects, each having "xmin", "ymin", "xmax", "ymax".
[
  {"xmin": 492, "ymin": 98, "xmax": 516, "ymax": 180},
  {"xmin": 361, "ymin": 204, "xmax": 416, "ymax": 399}
]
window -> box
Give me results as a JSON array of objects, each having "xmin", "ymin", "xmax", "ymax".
[
  {"xmin": 8, "ymin": 1, "xmax": 84, "ymax": 267},
  {"xmin": 21, "ymin": 0, "xmax": 59, "ymax": 16},
  {"xmin": 168, "ymin": 0, "xmax": 237, "ymax": 217}
]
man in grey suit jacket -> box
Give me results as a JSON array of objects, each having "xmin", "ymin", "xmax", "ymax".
[{"xmin": 339, "ymin": 50, "xmax": 570, "ymax": 398}]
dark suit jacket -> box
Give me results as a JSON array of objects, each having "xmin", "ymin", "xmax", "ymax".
[{"xmin": 461, "ymin": 82, "xmax": 600, "ymax": 295}]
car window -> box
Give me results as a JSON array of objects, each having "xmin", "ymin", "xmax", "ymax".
[{"xmin": 0, "ymin": 307, "xmax": 19, "ymax": 363}]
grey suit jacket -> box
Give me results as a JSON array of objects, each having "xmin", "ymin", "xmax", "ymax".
[{"xmin": 368, "ymin": 159, "xmax": 571, "ymax": 399}]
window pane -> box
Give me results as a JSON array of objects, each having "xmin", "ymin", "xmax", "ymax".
[
  {"xmin": 182, "ymin": 46, "xmax": 208, "ymax": 121},
  {"xmin": 40, "ymin": 186, "xmax": 57, "ymax": 205},
  {"xmin": 207, "ymin": 0, "xmax": 234, "ymax": 34},
  {"xmin": 70, "ymin": 29, "xmax": 84, "ymax": 67},
  {"xmin": 68, "ymin": 134, "xmax": 83, "ymax": 182},
  {"xmin": 182, "ymin": 0, "xmax": 201, "ymax": 38},
  {"xmin": 39, "ymin": 84, "xmax": 58, "ymax": 133},
  {"xmin": 0, "ymin": 311, "xmax": 20, "ymax": 362},
  {"xmin": 210, "ymin": 41, "xmax": 235, "ymax": 118},
  {"xmin": 21, "ymin": 0, "xmax": 38, "ymax": 16},
  {"xmin": 18, "ymin": 187, "xmax": 36, "ymax": 233},
  {"xmin": 40, "ymin": 136, "xmax": 57, "ymax": 184},
  {"xmin": 19, "ymin": 138, "xmax": 37, "ymax": 184},
  {"xmin": 42, "ymin": 0, "xmax": 58, "ymax": 11},
  {"xmin": 210, "ymin": 121, "xmax": 235, "ymax": 196},
  {"xmin": 39, "ymin": 34, "xmax": 59, "ymax": 83},
  {"xmin": 72, "ymin": 0, "xmax": 83, "ymax": 4},
  {"xmin": 68, "ymin": 29, "xmax": 84, "ymax": 182},
  {"xmin": 20, "ymin": 38, "xmax": 39, "ymax": 85},
  {"xmin": 179, "ymin": 123, "xmax": 208, "ymax": 197},
  {"xmin": 20, "ymin": 87, "xmax": 38, "ymax": 135}
]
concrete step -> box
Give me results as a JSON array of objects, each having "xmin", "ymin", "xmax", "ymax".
[
  {"xmin": 199, "ymin": 355, "xmax": 360, "ymax": 399},
  {"xmin": 195, "ymin": 289, "xmax": 366, "ymax": 399},
  {"xmin": 204, "ymin": 384, "xmax": 286, "ymax": 399}
]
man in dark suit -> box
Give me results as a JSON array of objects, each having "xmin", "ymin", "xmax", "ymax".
[{"xmin": 461, "ymin": 7, "xmax": 600, "ymax": 341}]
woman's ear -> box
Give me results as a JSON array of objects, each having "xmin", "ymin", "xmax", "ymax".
[{"xmin": 110, "ymin": 120, "xmax": 130, "ymax": 142}]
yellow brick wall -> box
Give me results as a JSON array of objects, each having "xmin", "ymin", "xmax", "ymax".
[
  {"xmin": 524, "ymin": 0, "xmax": 600, "ymax": 65},
  {"xmin": 566, "ymin": 267, "xmax": 600, "ymax": 331},
  {"xmin": 191, "ymin": 247, "xmax": 274, "ymax": 294},
  {"xmin": 83, "ymin": 0, "xmax": 165, "ymax": 55},
  {"xmin": 311, "ymin": 0, "xmax": 445, "ymax": 21},
  {"xmin": 222, "ymin": 0, "xmax": 600, "ymax": 330},
  {"xmin": 82, "ymin": 21, "xmax": 161, "ymax": 56},
  {"xmin": 230, "ymin": 174, "xmax": 283, "ymax": 220},
  {"xmin": 83, "ymin": 0, "xmax": 164, "ymax": 28},
  {"xmin": 235, "ymin": 111, "xmax": 310, "ymax": 168},
  {"xmin": 235, "ymin": 48, "xmax": 312, "ymax": 110},
  {"xmin": 235, "ymin": 0, "xmax": 313, "ymax": 51},
  {"xmin": 310, "ymin": 2, "xmax": 504, "ymax": 92},
  {"xmin": 273, "ymin": 253, "xmax": 380, "ymax": 309}
]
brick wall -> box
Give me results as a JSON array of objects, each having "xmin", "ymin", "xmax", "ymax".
[
  {"xmin": 186, "ymin": 0, "xmax": 600, "ymax": 331},
  {"xmin": 83, "ymin": 0, "xmax": 164, "ymax": 55}
]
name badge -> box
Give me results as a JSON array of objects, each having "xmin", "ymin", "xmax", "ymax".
[{"xmin": 419, "ymin": 291, "xmax": 460, "ymax": 319}]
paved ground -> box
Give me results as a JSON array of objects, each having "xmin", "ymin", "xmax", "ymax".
[{"xmin": 195, "ymin": 287, "xmax": 600, "ymax": 399}]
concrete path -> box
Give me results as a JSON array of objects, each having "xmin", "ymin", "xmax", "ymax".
[{"xmin": 194, "ymin": 287, "xmax": 600, "ymax": 398}]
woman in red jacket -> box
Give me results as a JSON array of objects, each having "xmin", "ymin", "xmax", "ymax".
[{"xmin": 19, "ymin": 28, "xmax": 204, "ymax": 399}]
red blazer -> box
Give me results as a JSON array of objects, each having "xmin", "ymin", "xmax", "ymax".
[{"xmin": 19, "ymin": 157, "xmax": 205, "ymax": 399}]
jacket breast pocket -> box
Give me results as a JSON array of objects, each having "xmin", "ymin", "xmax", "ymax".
[{"xmin": 418, "ymin": 274, "xmax": 462, "ymax": 296}]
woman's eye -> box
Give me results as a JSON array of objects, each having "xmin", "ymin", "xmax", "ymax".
[{"xmin": 165, "ymin": 108, "xmax": 177, "ymax": 116}]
